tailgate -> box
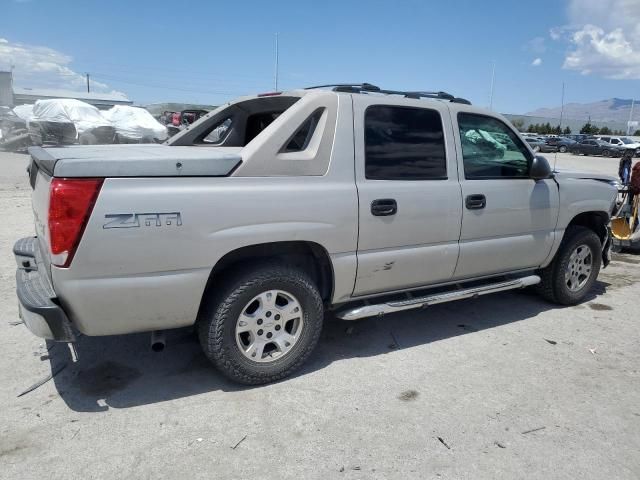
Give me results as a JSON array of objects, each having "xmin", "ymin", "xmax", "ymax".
[{"xmin": 27, "ymin": 152, "xmax": 54, "ymax": 278}]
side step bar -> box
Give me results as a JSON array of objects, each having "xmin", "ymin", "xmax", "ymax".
[{"xmin": 336, "ymin": 275, "xmax": 541, "ymax": 321}]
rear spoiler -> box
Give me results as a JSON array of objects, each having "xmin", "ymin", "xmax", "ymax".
[{"xmin": 28, "ymin": 146, "xmax": 57, "ymax": 176}]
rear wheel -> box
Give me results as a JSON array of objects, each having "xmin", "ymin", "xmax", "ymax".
[
  {"xmin": 537, "ymin": 226, "xmax": 601, "ymax": 305},
  {"xmin": 198, "ymin": 262, "xmax": 324, "ymax": 385},
  {"xmin": 559, "ymin": 145, "xmax": 567, "ymax": 153},
  {"xmin": 603, "ymin": 149, "xmax": 611, "ymax": 157}
]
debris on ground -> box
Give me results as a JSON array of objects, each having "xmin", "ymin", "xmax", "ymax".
[
  {"xmin": 589, "ymin": 348, "xmax": 598, "ymax": 355},
  {"xmin": 494, "ymin": 441, "xmax": 506, "ymax": 448},
  {"xmin": 231, "ymin": 435, "xmax": 247, "ymax": 450},
  {"xmin": 8, "ymin": 320, "xmax": 23, "ymax": 326},
  {"xmin": 544, "ymin": 339, "xmax": 558, "ymax": 345},
  {"xmin": 437, "ymin": 436, "xmax": 451, "ymax": 449},
  {"xmin": 17, "ymin": 363, "xmax": 67, "ymax": 397},
  {"xmin": 398, "ymin": 390, "xmax": 419, "ymax": 401},
  {"xmin": 521, "ymin": 426, "xmax": 546, "ymax": 435}
]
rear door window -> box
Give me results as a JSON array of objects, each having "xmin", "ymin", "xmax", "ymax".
[{"xmin": 364, "ymin": 105, "xmax": 447, "ymax": 180}]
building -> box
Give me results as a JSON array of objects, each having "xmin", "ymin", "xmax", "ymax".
[
  {"xmin": 0, "ymin": 71, "xmax": 13, "ymax": 106},
  {"xmin": 13, "ymin": 87, "xmax": 132, "ymax": 110},
  {"xmin": 0, "ymin": 70, "xmax": 132, "ymax": 109}
]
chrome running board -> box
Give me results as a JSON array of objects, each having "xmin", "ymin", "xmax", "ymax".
[{"xmin": 336, "ymin": 275, "xmax": 541, "ymax": 321}]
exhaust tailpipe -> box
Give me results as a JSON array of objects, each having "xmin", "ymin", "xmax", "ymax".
[{"xmin": 150, "ymin": 331, "xmax": 166, "ymax": 352}]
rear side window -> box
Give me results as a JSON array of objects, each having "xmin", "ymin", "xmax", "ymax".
[
  {"xmin": 203, "ymin": 117, "xmax": 232, "ymax": 144},
  {"xmin": 364, "ymin": 105, "xmax": 447, "ymax": 180},
  {"xmin": 282, "ymin": 108, "xmax": 324, "ymax": 152}
]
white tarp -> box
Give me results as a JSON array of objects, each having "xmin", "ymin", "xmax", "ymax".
[
  {"xmin": 31, "ymin": 99, "xmax": 112, "ymax": 135},
  {"xmin": 12, "ymin": 104, "xmax": 34, "ymax": 122},
  {"xmin": 104, "ymin": 105, "xmax": 168, "ymax": 141}
]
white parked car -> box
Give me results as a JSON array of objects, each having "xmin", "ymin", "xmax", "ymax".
[
  {"xmin": 104, "ymin": 105, "xmax": 168, "ymax": 143},
  {"xmin": 597, "ymin": 136, "xmax": 640, "ymax": 156}
]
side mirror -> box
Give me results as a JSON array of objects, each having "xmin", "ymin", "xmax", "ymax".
[{"xmin": 531, "ymin": 155, "xmax": 553, "ymax": 180}]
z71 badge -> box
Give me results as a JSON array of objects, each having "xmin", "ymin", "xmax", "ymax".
[{"xmin": 103, "ymin": 212, "xmax": 182, "ymax": 229}]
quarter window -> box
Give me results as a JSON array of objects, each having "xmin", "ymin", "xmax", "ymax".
[
  {"xmin": 458, "ymin": 113, "xmax": 531, "ymax": 179},
  {"xmin": 364, "ymin": 105, "xmax": 447, "ymax": 180}
]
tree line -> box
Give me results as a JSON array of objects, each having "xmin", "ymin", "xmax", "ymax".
[{"xmin": 512, "ymin": 119, "xmax": 640, "ymax": 136}]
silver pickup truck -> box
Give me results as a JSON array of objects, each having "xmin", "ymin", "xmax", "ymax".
[{"xmin": 14, "ymin": 83, "xmax": 618, "ymax": 384}]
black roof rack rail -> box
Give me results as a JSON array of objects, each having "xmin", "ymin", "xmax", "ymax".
[
  {"xmin": 304, "ymin": 83, "xmax": 471, "ymax": 104},
  {"xmin": 304, "ymin": 83, "xmax": 381, "ymax": 92}
]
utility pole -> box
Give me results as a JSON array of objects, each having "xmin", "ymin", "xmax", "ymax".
[
  {"xmin": 627, "ymin": 98, "xmax": 635, "ymax": 135},
  {"xmin": 86, "ymin": 73, "xmax": 90, "ymax": 93},
  {"xmin": 488, "ymin": 61, "xmax": 496, "ymax": 111},
  {"xmin": 274, "ymin": 33, "xmax": 279, "ymax": 91}
]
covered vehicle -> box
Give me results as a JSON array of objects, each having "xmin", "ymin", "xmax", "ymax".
[
  {"xmin": 104, "ymin": 105, "xmax": 168, "ymax": 143},
  {"xmin": 29, "ymin": 98, "xmax": 116, "ymax": 145},
  {"xmin": 12, "ymin": 104, "xmax": 35, "ymax": 122},
  {"xmin": 0, "ymin": 106, "xmax": 30, "ymax": 152}
]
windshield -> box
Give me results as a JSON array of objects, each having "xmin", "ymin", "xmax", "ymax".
[{"xmin": 620, "ymin": 137, "xmax": 634, "ymax": 144}]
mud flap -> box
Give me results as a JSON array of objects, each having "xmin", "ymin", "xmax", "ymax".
[{"xmin": 602, "ymin": 228, "xmax": 612, "ymax": 268}]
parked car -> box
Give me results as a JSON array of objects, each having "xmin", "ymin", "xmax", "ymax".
[
  {"xmin": 597, "ymin": 136, "xmax": 640, "ymax": 156},
  {"xmin": 29, "ymin": 99, "xmax": 116, "ymax": 145},
  {"xmin": 569, "ymin": 139, "xmax": 625, "ymax": 157},
  {"xmin": 545, "ymin": 137, "xmax": 577, "ymax": 153},
  {"xmin": 564, "ymin": 134, "xmax": 593, "ymax": 143},
  {"xmin": 525, "ymin": 137, "xmax": 548, "ymax": 152},
  {"xmin": 103, "ymin": 105, "xmax": 168, "ymax": 143},
  {"xmin": 15, "ymin": 83, "xmax": 617, "ymax": 385}
]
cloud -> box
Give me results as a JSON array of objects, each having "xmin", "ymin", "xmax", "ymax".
[
  {"xmin": 531, "ymin": 58, "xmax": 543, "ymax": 67},
  {"xmin": 0, "ymin": 38, "xmax": 124, "ymax": 95},
  {"xmin": 557, "ymin": 0, "xmax": 640, "ymax": 79},
  {"xmin": 525, "ymin": 37, "xmax": 547, "ymax": 54}
]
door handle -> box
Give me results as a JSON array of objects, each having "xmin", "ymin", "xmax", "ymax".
[
  {"xmin": 465, "ymin": 194, "xmax": 486, "ymax": 210},
  {"xmin": 371, "ymin": 198, "xmax": 397, "ymax": 216}
]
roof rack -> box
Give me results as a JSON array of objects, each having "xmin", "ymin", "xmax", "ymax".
[{"xmin": 304, "ymin": 83, "xmax": 471, "ymax": 105}]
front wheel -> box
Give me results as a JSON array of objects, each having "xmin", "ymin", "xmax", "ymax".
[
  {"xmin": 198, "ymin": 262, "xmax": 324, "ymax": 385},
  {"xmin": 559, "ymin": 145, "xmax": 567, "ymax": 153},
  {"xmin": 537, "ymin": 226, "xmax": 602, "ymax": 305}
]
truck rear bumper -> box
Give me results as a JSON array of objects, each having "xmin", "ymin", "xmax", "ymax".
[{"xmin": 14, "ymin": 237, "xmax": 75, "ymax": 342}]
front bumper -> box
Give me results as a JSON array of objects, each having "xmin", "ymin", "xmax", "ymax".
[{"xmin": 14, "ymin": 237, "xmax": 75, "ymax": 342}]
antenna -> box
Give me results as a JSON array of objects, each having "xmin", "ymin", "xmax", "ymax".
[
  {"xmin": 489, "ymin": 61, "xmax": 496, "ymax": 110},
  {"xmin": 274, "ymin": 33, "xmax": 279, "ymax": 91}
]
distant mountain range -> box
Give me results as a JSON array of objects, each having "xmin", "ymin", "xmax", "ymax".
[{"xmin": 525, "ymin": 98, "xmax": 638, "ymax": 124}]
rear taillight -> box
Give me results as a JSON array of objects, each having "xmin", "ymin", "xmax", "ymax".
[{"xmin": 48, "ymin": 178, "xmax": 103, "ymax": 267}]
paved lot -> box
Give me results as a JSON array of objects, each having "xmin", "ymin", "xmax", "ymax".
[{"xmin": 1, "ymin": 151, "xmax": 639, "ymax": 479}]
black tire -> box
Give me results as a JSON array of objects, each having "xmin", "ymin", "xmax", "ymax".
[
  {"xmin": 603, "ymin": 149, "xmax": 611, "ymax": 157},
  {"xmin": 79, "ymin": 132, "xmax": 97, "ymax": 145},
  {"xmin": 559, "ymin": 145, "xmax": 567, "ymax": 153},
  {"xmin": 536, "ymin": 226, "xmax": 602, "ymax": 305},
  {"xmin": 198, "ymin": 262, "xmax": 324, "ymax": 385}
]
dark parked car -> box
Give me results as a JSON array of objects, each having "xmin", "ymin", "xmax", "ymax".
[
  {"xmin": 525, "ymin": 137, "xmax": 548, "ymax": 152},
  {"xmin": 545, "ymin": 137, "xmax": 577, "ymax": 153},
  {"xmin": 569, "ymin": 139, "xmax": 624, "ymax": 157}
]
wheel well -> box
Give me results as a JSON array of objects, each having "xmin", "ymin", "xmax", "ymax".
[
  {"xmin": 567, "ymin": 211, "xmax": 609, "ymax": 243},
  {"xmin": 202, "ymin": 241, "xmax": 334, "ymax": 304}
]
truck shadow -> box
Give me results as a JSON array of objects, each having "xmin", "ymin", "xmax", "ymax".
[{"xmin": 48, "ymin": 281, "xmax": 610, "ymax": 412}]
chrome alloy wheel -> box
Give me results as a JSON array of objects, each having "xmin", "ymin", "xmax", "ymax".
[
  {"xmin": 235, "ymin": 289, "xmax": 304, "ymax": 363},
  {"xmin": 564, "ymin": 244, "xmax": 593, "ymax": 292}
]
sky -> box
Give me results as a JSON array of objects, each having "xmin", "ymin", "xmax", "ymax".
[{"xmin": 1, "ymin": 0, "xmax": 640, "ymax": 113}]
